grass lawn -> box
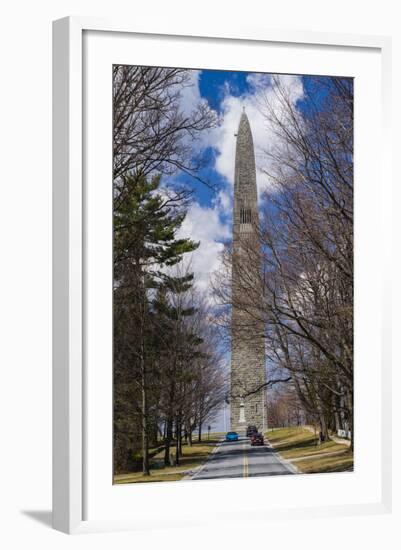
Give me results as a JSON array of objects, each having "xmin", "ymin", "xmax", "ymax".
[
  {"xmin": 265, "ymin": 426, "xmax": 353, "ymax": 474},
  {"xmin": 114, "ymin": 437, "xmax": 221, "ymax": 484},
  {"xmin": 295, "ymin": 451, "xmax": 354, "ymax": 473}
]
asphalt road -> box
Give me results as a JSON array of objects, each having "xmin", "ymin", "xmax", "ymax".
[{"xmin": 191, "ymin": 436, "xmax": 294, "ymax": 480}]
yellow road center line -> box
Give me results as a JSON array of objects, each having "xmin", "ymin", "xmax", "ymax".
[{"xmin": 243, "ymin": 443, "xmax": 249, "ymax": 477}]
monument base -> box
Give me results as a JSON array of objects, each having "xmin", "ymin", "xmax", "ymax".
[{"xmin": 236, "ymin": 424, "xmax": 247, "ymax": 437}]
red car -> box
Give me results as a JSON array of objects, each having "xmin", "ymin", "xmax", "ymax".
[{"xmin": 250, "ymin": 432, "xmax": 264, "ymax": 446}]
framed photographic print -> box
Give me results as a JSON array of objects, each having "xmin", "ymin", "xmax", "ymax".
[{"xmin": 52, "ymin": 17, "xmax": 392, "ymax": 534}]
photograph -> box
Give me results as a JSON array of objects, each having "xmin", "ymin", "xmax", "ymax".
[
  {"xmin": 0, "ymin": 0, "xmax": 395, "ymax": 543},
  {"xmin": 112, "ymin": 65, "xmax": 354, "ymax": 484}
]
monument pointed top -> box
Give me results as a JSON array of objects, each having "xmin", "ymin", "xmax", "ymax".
[
  {"xmin": 240, "ymin": 105, "xmax": 248, "ymax": 122},
  {"xmin": 234, "ymin": 105, "xmax": 256, "ymax": 205},
  {"xmin": 237, "ymin": 108, "xmax": 252, "ymax": 138}
]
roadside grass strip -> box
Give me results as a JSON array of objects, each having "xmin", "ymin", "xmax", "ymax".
[
  {"xmin": 265, "ymin": 427, "xmax": 353, "ymax": 474},
  {"xmin": 243, "ymin": 443, "xmax": 249, "ymax": 477},
  {"xmin": 187, "ymin": 437, "xmax": 223, "ymax": 480},
  {"xmin": 296, "ymin": 452, "xmax": 354, "ymax": 473},
  {"xmin": 114, "ymin": 437, "xmax": 221, "ymax": 484}
]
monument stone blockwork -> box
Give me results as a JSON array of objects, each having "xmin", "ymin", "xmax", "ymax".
[{"xmin": 230, "ymin": 111, "xmax": 266, "ymax": 434}]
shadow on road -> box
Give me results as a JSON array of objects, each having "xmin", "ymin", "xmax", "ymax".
[
  {"xmin": 209, "ymin": 442, "xmax": 274, "ymax": 463},
  {"xmin": 269, "ymin": 435, "xmax": 317, "ymax": 454},
  {"xmin": 192, "ymin": 439, "xmax": 293, "ymax": 480}
]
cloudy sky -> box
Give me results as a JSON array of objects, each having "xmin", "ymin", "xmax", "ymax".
[
  {"xmin": 173, "ymin": 69, "xmax": 304, "ymax": 298},
  {"xmin": 169, "ymin": 70, "xmax": 328, "ymax": 431}
]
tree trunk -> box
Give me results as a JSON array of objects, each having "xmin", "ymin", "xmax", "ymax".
[
  {"xmin": 141, "ymin": 339, "xmax": 150, "ymax": 475},
  {"xmin": 164, "ymin": 417, "xmax": 173, "ymax": 466},
  {"xmin": 175, "ymin": 418, "xmax": 180, "ymax": 465},
  {"xmin": 164, "ymin": 378, "xmax": 176, "ymax": 466},
  {"xmin": 333, "ymin": 392, "xmax": 341, "ymax": 434},
  {"xmin": 178, "ymin": 423, "xmax": 183, "ymax": 457},
  {"xmin": 198, "ymin": 422, "xmax": 202, "ymax": 443},
  {"xmin": 348, "ymin": 391, "xmax": 354, "ymax": 452},
  {"xmin": 138, "ymin": 278, "xmax": 150, "ymax": 476},
  {"xmin": 319, "ymin": 413, "xmax": 329, "ymax": 441}
]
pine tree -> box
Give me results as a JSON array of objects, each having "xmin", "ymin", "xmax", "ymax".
[
  {"xmin": 152, "ymin": 275, "xmax": 204, "ymax": 466},
  {"xmin": 113, "ymin": 173, "xmax": 198, "ymax": 475}
]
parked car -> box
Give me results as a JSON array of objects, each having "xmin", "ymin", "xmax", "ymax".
[
  {"xmin": 225, "ymin": 431, "xmax": 239, "ymax": 442},
  {"xmin": 246, "ymin": 425, "xmax": 258, "ymax": 437},
  {"xmin": 250, "ymin": 432, "xmax": 264, "ymax": 446}
]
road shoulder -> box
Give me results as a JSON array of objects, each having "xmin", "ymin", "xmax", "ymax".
[
  {"xmin": 265, "ymin": 427, "xmax": 353, "ymax": 474},
  {"xmin": 183, "ymin": 438, "xmax": 223, "ymax": 480}
]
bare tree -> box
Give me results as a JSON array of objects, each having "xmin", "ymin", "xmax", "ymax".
[
  {"xmin": 213, "ymin": 75, "xmax": 353, "ymax": 446},
  {"xmin": 113, "ymin": 65, "xmax": 217, "ymax": 198},
  {"xmin": 113, "ymin": 65, "xmax": 219, "ymax": 474},
  {"xmin": 155, "ymin": 267, "xmax": 227, "ymax": 462}
]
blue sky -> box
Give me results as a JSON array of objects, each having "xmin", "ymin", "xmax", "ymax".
[
  {"xmin": 173, "ymin": 70, "xmax": 350, "ymax": 306},
  {"xmin": 174, "ymin": 69, "xmax": 306, "ymax": 300},
  {"xmin": 199, "ymin": 70, "xmax": 251, "ymax": 112},
  {"xmin": 186, "ymin": 70, "xmax": 263, "ymax": 208},
  {"xmin": 174, "ymin": 71, "xmax": 254, "ymax": 212},
  {"xmin": 173, "ymin": 70, "xmax": 338, "ymax": 431},
  {"xmin": 191, "ymin": 71, "xmax": 333, "ymax": 207}
]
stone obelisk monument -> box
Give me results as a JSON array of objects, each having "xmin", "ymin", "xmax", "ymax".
[{"xmin": 230, "ymin": 109, "xmax": 266, "ymax": 434}]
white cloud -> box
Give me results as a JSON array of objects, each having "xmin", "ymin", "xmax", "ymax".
[
  {"xmin": 176, "ymin": 69, "xmax": 304, "ymax": 200},
  {"xmin": 179, "ymin": 70, "xmax": 202, "ymax": 116},
  {"xmin": 207, "ymin": 73, "xmax": 304, "ymax": 198},
  {"xmin": 246, "ymin": 72, "xmax": 272, "ymax": 90},
  {"xmin": 216, "ymin": 189, "xmax": 232, "ymax": 216},
  {"xmin": 178, "ymin": 201, "xmax": 230, "ymax": 298},
  {"xmin": 173, "ymin": 72, "xmax": 304, "ymax": 298},
  {"xmin": 177, "ymin": 70, "xmax": 219, "ymax": 152}
]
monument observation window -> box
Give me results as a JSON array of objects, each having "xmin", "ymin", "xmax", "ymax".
[{"xmin": 240, "ymin": 208, "xmax": 252, "ymax": 224}]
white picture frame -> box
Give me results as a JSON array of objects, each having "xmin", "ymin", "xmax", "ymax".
[{"xmin": 52, "ymin": 16, "xmax": 392, "ymax": 534}]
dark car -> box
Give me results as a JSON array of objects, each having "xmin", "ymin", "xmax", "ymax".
[
  {"xmin": 225, "ymin": 431, "xmax": 239, "ymax": 442},
  {"xmin": 250, "ymin": 432, "xmax": 264, "ymax": 446},
  {"xmin": 246, "ymin": 425, "xmax": 258, "ymax": 437}
]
